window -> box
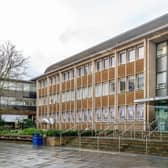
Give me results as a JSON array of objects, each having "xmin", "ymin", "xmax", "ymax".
[
  {"xmin": 128, "ymin": 49, "xmax": 135, "ymax": 62},
  {"xmin": 136, "ymin": 104, "xmax": 144, "ymax": 120},
  {"xmin": 110, "ymin": 107, "xmax": 115, "ymax": 121},
  {"xmin": 103, "ymin": 107, "xmax": 109, "ymax": 122},
  {"xmin": 119, "ymin": 52, "xmax": 126, "ymax": 64},
  {"xmin": 127, "ymin": 105, "xmax": 134, "ymax": 120},
  {"xmin": 96, "ymin": 108, "xmax": 102, "ymax": 121},
  {"xmin": 71, "ymin": 112, "xmax": 75, "ymax": 122},
  {"xmin": 137, "ymin": 46, "xmax": 144, "ymax": 59},
  {"xmin": 102, "ymin": 82, "xmax": 108, "ymax": 96},
  {"xmin": 88, "ymin": 86, "xmax": 92, "ymax": 98},
  {"xmin": 77, "ymin": 67, "xmax": 83, "ymax": 77},
  {"xmin": 96, "ymin": 59, "xmax": 102, "ymax": 71},
  {"xmin": 119, "ymin": 78, "xmax": 126, "ymax": 92},
  {"xmin": 109, "ymin": 55, "xmax": 115, "ymax": 67},
  {"xmin": 157, "ymin": 72, "xmax": 166, "ymax": 89},
  {"xmin": 88, "ymin": 109, "xmax": 93, "ymax": 122},
  {"xmin": 83, "ymin": 87, "xmax": 88, "ymax": 99},
  {"xmin": 103, "ymin": 57, "xmax": 109, "ymax": 69},
  {"xmin": 157, "ymin": 42, "xmax": 167, "ymax": 57},
  {"xmin": 136, "ymin": 74, "xmax": 144, "ymax": 90},
  {"xmin": 119, "ymin": 106, "xmax": 126, "ymax": 120},
  {"xmin": 95, "ymin": 83, "xmax": 102, "ymax": 97},
  {"xmin": 128, "ymin": 76, "xmax": 135, "ymax": 91},
  {"xmin": 157, "ymin": 56, "xmax": 167, "ymax": 72},
  {"xmin": 84, "ymin": 109, "xmax": 88, "ymax": 122},
  {"xmin": 84, "ymin": 64, "xmax": 89, "ymax": 75},
  {"xmin": 109, "ymin": 80, "xmax": 115, "ymax": 94}
]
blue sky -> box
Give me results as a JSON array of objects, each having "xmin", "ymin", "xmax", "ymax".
[{"xmin": 0, "ymin": 0, "xmax": 167, "ymax": 79}]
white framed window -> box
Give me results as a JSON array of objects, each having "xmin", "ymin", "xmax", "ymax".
[
  {"xmin": 128, "ymin": 76, "xmax": 135, "ymax": 91},
  {"xmin": 136, "ymin": 104, "xmax": 144, "ymax": 120},
  {"xmin": 119, "ymin": 106, "xmax": 126, "ymax": 120},
  {"xmin": 110, "ymin": 106, "xmax": 115, "ymax": 122},
  {"xmin": 96, "ymin": 59, "xmax": 103, "ymax": 71},
  {"xmin": 84, "ymin": 109, "xmax": 88, "ymax": 122},
  {"xmin": 136, "ymin": 73, "xmax": 144, "ymax": 90},
  {"xmin": 137, "ymin": 46, "xmax": 144, "ymax": 59},
  {"xmin": 88, "ymin": 109, "xmax": 93, "ymax": 122},
  {"xmin": 103, "ymin": 107, "xmax": 109, "ymax": 122},
  {"xmin": 95, "ymin": 83, "xmax": 102, "ymax": 97},
  {"xmin": 128, "ymin": 49, "xmax": 135, "ymax": 62},
  {"xmin": 119, "ymin": 52, "xmax": 126, "ymax": 65},
  {"xmin": 119, "ymin": 78, "xmax": 126, "ymax": 93},
  {"xmin": 127, "ymin": 105, "xmax": 134, "ymax": 120},
  {"xmin": 109, "ymin": 80, "xmax": 115, "ymax": 94},
  {"xmin": 88, "ymin": 86, "xmax": 92, "ymax": 98},
  {"xmin": 103, "ymin": 57, "xmax": 109, "ymax": 69},
  {"xmin": 84, "ymin": 64, "xmax": 89, "ymax": 75},
  {"xmin": 96, "ymin": 108, "xmax": 102, "ymax": 121},
  {"xmin": 109, "ymin": 55, "xmax": 115, "ymax": 67},
  {"xmin": 102, "ymin": 82, "xmax": 108, "ymax": 96}
]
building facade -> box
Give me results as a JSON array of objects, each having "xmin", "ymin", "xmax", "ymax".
[
  {"xmin": 0, "ymin": 79, "xmax": 36, "ymax": 125},
  {"xmin": 36, "ymin": 14, "xmax": 168, "ymax": 131}
]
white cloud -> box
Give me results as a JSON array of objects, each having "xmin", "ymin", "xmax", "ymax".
[{"xmin": 0, "ymin": 0, "xmax": 167, "ymax": 79}]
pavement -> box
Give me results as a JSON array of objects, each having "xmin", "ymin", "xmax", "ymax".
[{"xmin": 0, "ymin": 141, "xmax": 168, "ymax": 168}]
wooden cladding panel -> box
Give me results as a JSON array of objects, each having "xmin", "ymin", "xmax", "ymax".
[
  {"xmin": 62, "ymin": 82, "xmax": 66, "ymax": 92},
  {"xmin": 77, "ymin": 100, "xmax": 81, "ymax": 109},
  {"xmin": 109, "ymin": 68, "xmax": 115, "ymax": 79},
  {"xmin": 135, "ymin": 90, "xmax": 144, "ymax": 99},
  {"xmin": 70, "ymin": 102, "xmax": 74, "ymax": 110},
  {"xmin": 88, "ymin": 74, "xmax": 92, "ymax": 85},
  {"xmin": 136, "ymin": 59, "xmax": 144, "ymax": 73},
  {"xmin": 56, "ymin": 84, "xmax": 60, "ymax": 93},
  {"xmin": 66, "ymin": 81, "xmax": 70, "ymax": 90},
  {"xmin": 126, "ymin": 62, "xmax": 134, "ymax": 75},
  {"xmin": 38, "ymin": 89, "xmax": 41, "ymax": 97},
  {"xmin": 70, "ymin": 80, "xmax": 74, "ymax": 89},
  {"xmin": 62, "ymin": 103, "xmax": 66, "ymax": 111},
  {"xmin": 77, "ymin": 77, "xmax": 81, "ymax": 88},
  {"xmin": 118, "ymin": 65, "xmax": 125, "ymax": 77},
  {"xmin": 95, "ymin": 72, "xmax": 101, "ymax": 83},
  {"xmin": 109, "ymin": 95, "xmax": 114, "ymax": 105},
  {"xmin": 102, "ymin": 70, "xmax": 108, "ymax": 82},
  {"xmin": 66, "ymin": 102, "xmax": 71, "ymax": 110},
  {"xmin": 95, "ymin": 97, "xmax": 101, "ymax": 107},
  {"xmin": 82, "ymin": 99, "xmax": 87, "ymax": 109},
  {"xmin": 126, "ymin": 92, "xmax": 134, "ymax": 104},
  {"xmin": 102, "ymin": 96, "xmax": 108, "ymax": 106},
  {"xmin": 82, "ymin": 76, "xmax": 87, "ymax": 87},
  {"xmin": 118, "ymin": 93, "xmax": 125, "ymax": 105},
  {"xmin": 88, "ymin": 98, "xmax": 92, "ymax": 109},
  {"xmin": 49, "ymin": 86, "xmax": 52, "ymax": 95}
]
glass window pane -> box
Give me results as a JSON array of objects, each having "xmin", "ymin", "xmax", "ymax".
[
  {"xmin": 119, "ymin": 78, "xmax": 125, "ymax": 92},
  {"xmin": 109, "ymin": 80, "xmax": 115, "ymax": 94},
  {"xmin": 137, "ymin": 46, "xmax": 144, "ymax": 59},
  {"xmin": 119, "ymin": 52, "xmax": 126, "ymax": 64},
  {"xmin": 128, "ymin": 76, "xmax": 135, "ymax": 91},
  {"xmin": 136, "ymin": 104, "xmax": 144, "ymax": 120},
  {"xmin": 109, "ymin": 55, "xmax": 115, "ymax": 67},
  {"xmin": 96, "ymin": 108, "xmax": 102, "ymax": 121},
  {"xmin": 127, "ymin": 105, "xmax": 134, "ymax": 120},
  {"xmin": 128, "ymin": 49, "xmax": 135, "ymax": 62},
  {"xmin": 119, "ymin": 106, "xmax": 126, "ymax": 120},
  {"xmin": 157, "ymin": 56, "xmax": 167, "ymax": 72},
  {"xmin": 157, "ymin": 72, "xmax": 166, "ymax": 88},
  {"xmin": 103, "ymin": 107, "xmax": 109, "ymax": 122}
]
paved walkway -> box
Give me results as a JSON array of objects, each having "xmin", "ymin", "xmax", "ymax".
[{"xmin": 0, "ymin": 141, "xmax": 168, "ymax": 168}]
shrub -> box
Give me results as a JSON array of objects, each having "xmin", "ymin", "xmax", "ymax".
[
  {"xmin": 46, "ymin": 129, "xmax": 62, "ymax": 137},
  {"xmin": 62, "ymin": 130, "xmax": 78, "ymax": 136}
]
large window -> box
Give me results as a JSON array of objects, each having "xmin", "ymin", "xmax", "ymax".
[
  {"xmin": 136, "ymin": 104, "xmax": 144, "ymax": 120},
  {"xmin": 157, "ymin": 72, "xmax": 166, "ymax": 89},
  {"xmin": 119, "ymin": 106, "xmax": 126, "ymax": 120},
  {"xmin": 137, "ymin": 46, "xmax": 144, "ymax": 59},
  {"xmin": 102, "ymin": 82, "xmax": 108, "ymax": 96},
  {"xmin": 157, "ymin": 42, "xmax": 167, "ymax": 56},
  {"xmin": 127, "ymin": 105, "xmax": 134, "ymax": 120},
  {"xmin": 96, "ymin": 60, "xmax": 102, "ymax": 71},
  {"xmin": 136, "ymin": 74, "xmax": 144, "ymax": 90},
  {"xmin": 119, "ymin": 52, "xmax": 126, "ymax": 65},
  {"xmin": 109, "ymin": 80, "xmax": 115, "ymax": 94},
  {"xmin": 119, "ymin": 78, "xmax": 126, "ymax": 92},
  {"xmin": 128, "ymin": 76, "xmax": 135, "ymax": 91},
  {"xmin": 84, "ymin": 109, "xmax": 88, "ymax": 122},
  {"xmin": 103, "ymin": 57, "xmax": 109, "ymax": 69},
  {"xmin": 109, "ymin": 55, "xmax": 115, "ymax": 67},
  {"xmin": 96, "ymin": 108, "xmax": 102, "ymax": 121},
  {"xmin": 95, "ymin": 83, "xmax": 102, "ymax": 97},
  {"xmin": 128, "ymin": 49, "xmax": 135, "ymax": 62},
  {"xmin": 103, "ymin": 107, "xmax": 109, "ymax": 122},
  {"xmin": 110, "ymin": 107, "xmax": 115, "ymax": 121},
  {"xmin": 88, "ymin": 109, "xmax": 93, "ymax": 122}
]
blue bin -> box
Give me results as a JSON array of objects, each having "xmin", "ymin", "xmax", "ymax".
[{"xmin": 32, "ymin": 134, "xmax": 43, "ymax": 146}]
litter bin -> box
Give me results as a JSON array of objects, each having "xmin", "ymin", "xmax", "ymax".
[{"xmin": 32, "ymin": 134, "xmax": 43, "ymax": 146}]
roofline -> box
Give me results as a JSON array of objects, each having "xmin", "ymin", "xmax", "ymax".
[
  {"xmin": 0, "ymin": 78, "xmax": 35, "ymax": 84},
  {"xmin": 34, "ymin": 24, "xmax": 168, "ymax": 81}
]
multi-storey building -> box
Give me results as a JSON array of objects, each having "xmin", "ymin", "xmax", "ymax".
[
  {"xmin": 0, "ymin": 79, "xmax": 36, "ymax": 125},
  {"xmin": 35, "ymin": 14, "xmax": 168, "ymax": 131}
]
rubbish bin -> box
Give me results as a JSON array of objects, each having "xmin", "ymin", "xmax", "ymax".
[{"xmin": 32, "ymin": 134, "xmax": 43, "ymax": 146}]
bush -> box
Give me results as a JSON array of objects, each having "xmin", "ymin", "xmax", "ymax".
[
  {"xmin": 46, "ymin": 129, "xmax": 62, "ymax": 137},
  {"xmin": 20, "ymin": 128, "xmax": 44, "ymax": 135},
  {"xmin": 62, "ymin": 130, "xmax": 78, "ymax": 136}
]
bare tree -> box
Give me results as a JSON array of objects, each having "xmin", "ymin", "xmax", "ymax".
[{"xmin": 0, "ymin": 41, "xmax": 29, "ymax": 89}]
